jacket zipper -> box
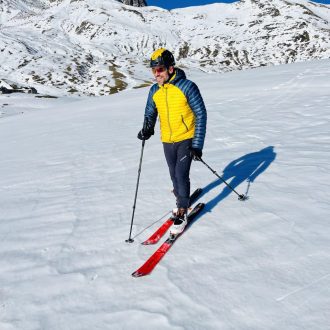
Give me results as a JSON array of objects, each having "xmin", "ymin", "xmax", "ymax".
[{"xmin": 165, "ymin": 87, "xmax": 173, "ymax": 142}]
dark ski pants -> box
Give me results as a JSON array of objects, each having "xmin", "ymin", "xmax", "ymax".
[{"xmin": 163, "ymin": 139, "xmax": 193, "ymax": 209}]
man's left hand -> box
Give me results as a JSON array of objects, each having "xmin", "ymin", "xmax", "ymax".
[{"xmin": 190, "ymin": 147, "xmax": 202, "ymax": 161}]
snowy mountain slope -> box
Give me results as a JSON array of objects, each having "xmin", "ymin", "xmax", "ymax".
[
  {"xmin": 0, "ymin": 59, "xmax": 329, "ymax": 329},
  {"xmin": 0, "ymin": 0, "xmax": 329, "ymax": 96}
]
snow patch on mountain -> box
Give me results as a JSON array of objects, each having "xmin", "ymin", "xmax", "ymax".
[{"xmin": 0, "ymin": 0, "xmax": 329, "ymax": 96}]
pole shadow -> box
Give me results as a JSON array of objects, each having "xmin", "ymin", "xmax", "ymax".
[{"xmin": 188, "ymin": 146, "xmax": 277, "ymax": 226}]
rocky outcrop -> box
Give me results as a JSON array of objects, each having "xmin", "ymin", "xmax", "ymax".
[
  {"xmin": 121, "ymin": 0, "xmax": 147, "ymax": 7},
  {"xmin": 0, "ymin": 79, "xmax": 37, "ymax": 94}
]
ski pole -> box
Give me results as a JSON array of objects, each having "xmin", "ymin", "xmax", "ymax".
[
  {"xmin": 198, "ymin": 157, "xmax": 248, "ymax": 201},
  {"xmin": 126, "ymin": 140, "xmax": 146, "ymax": 243}
]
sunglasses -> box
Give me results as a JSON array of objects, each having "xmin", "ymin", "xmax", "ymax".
[{"xmin": 152, "ymin": 66, "xmax": 167, "ymax": 74}]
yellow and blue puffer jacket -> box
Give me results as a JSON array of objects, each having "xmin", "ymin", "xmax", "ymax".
[{"xmin": 144, "ymin": 68, "xmax": 207, "ymax": 150}]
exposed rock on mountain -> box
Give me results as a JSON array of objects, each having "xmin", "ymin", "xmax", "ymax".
[
  {"xmin": 121, "ymin": 0, "xmax": 147, "ymax": 7},
  {"xmin": 0, "ymin": 0, "xmax": 329, "ymax": 96},
  {"xmin": 0, "ymin": 79, "xmax": 37, "ymax": 94}
]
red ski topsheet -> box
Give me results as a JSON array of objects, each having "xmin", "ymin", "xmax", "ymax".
[
  {"xmin": 140, "ymin": 188, "xmax": 203, "ymax": 245},
  {"xmin": 132, "ymin": 203, "xmax": 205, "ymax": 277},
  {"xmin": 132, "ymin": 241, "xmax": 173, "ymax": 277},
  {"xmin": 141, "ymin": 219, "xmax": 173, "ymax": 245}
]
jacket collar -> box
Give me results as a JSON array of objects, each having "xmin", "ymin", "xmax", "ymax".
[
  {"xmin": 159, "ymin": 68, "xmax": 186, "ymax": 87},
  {"xmin": 170, "ymin": 68, "xmax": 186, "ymax": 83}
]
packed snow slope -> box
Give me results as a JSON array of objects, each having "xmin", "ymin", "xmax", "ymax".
[{"xmin": 0, "ymin": 59, "xmax": 330, "ymax": 329}]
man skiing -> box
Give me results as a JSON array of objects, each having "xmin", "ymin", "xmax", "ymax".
[{"xmin": 137, "ymin": 48, "xmax": 207, "ymax": 236}]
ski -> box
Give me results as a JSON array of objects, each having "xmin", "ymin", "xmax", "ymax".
[
  {"xmin": 141, "ymin": 188, "xmax": 202, "ymax": 245},
  {"xmin": 132, "ymin": 202, "xmax": 205, "ymax": 277}
]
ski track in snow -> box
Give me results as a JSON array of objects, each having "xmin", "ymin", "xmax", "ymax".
[
  {"xmin": 0, "ymin": 59, "xmax": 330, "ymax": 329},
  {"xmin": 276, "ymin": 273, "xmax": 330, "ymax": 302}
]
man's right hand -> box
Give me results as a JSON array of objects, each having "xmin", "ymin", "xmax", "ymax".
[
  {"xmin": 137, "ymin": 120, "xmax": 154, "ymax": 140},
  {"xmin": 137, "ymin": 128, "xmax": 152, "ymax": 140}
]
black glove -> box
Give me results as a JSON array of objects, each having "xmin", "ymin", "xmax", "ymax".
[
  {"xmin": 190, "ymin": 147, "xmax": 202, "ymax": 161},
  {"xmin": 137, "ymin": 119, "xmax": 154, "ymax": 141}
]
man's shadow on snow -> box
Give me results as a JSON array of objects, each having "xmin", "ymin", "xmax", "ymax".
[{"xmin": 190, "ymin": 146, "xmax": 276, "ymax": 225}]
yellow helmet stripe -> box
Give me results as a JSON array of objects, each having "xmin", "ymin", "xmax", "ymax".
[{"xmin": 151, "ymin": 48, "xmax": 166, "ymax": 60}]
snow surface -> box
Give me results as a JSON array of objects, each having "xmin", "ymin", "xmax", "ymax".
[{"xmin": 0, "ymin": 59, "xmax": 330, "ymax": 329}]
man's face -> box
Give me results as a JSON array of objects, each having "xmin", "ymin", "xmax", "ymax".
[{"xmin": 152, "ymin": 66, "xmax": 174, "ymax": 85}]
